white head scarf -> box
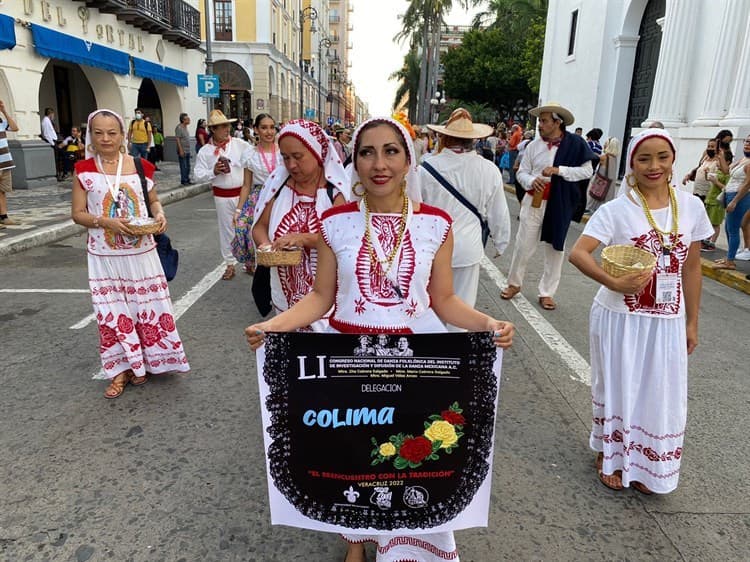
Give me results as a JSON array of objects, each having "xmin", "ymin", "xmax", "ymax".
[
  {"xmin": 253, "ymin": 119, "xmax": 350, "ymax": 224},
  {"xmin": 617, "ymin": 128, "xmax": 677, "ymax": 197},
  {"xmin": 346, "ymin": 117, "xmax": 422, "ymax": 203},
  {"xmin": 85, "ymin": 109, "xmax": 127, "ymax": 160}
]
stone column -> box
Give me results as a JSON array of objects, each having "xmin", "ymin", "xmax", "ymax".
[
  {"xmin": 644, "ymin": 0, "xmax": 700, "ymax": 127},
  {"xmin": 693, "ymin": 0, "xmax": 750, "ymax": 126},
  {"xmin": 720, "ymin": 11, "xmax": 750, "ymax": 126}
]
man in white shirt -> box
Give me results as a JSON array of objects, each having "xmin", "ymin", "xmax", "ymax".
[
  {"xmin": 40, "ymin": 107, "xmax": 63, "ymax": 181},
  {"xmin": 420, "ymin": 108, "xmax": 511, "ymax": 326},
  {"xmin": 501, "ymin": 102, "xmax": 595, "ymax": 311},
  {"xmin": 194, "ymin": 110, "xmax": 253, "ymax": 280}
]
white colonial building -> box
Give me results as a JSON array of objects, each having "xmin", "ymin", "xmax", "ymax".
[
  {"xmin": 0, "ymin": 0, "xmax": 206, "ymax": 187},
  {"xmin": 539, "ymin": 0, "xmax": 750, "ymax": 180}
]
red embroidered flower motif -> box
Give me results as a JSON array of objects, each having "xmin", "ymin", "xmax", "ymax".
[
  {"xmin": 137, "ymin": 286, "xmax": 148, "ymax": 295},
  {"xmin": 136, "ymin": 322, "xmax": 162, "ymax": 347},
  {"xmin": 642, "ymin": 447, "xmax": 660, "ymax": 462},
  {"xmin": 354, "ymin": 297, "xmax": 366, "ymax": 315},
  {"xmin": 441, "ymin": 410, "xmax": 466, "ymax": 426},
  {"xmin": 117, "ymin": 314, "xmax": 134, "ymax": 334},
  {"xmin": 99, "ymin": 324, "xmax": 118, "ymax": 349},
  {"xmin": 398, "ymin": 436, "xmax": 433, "ymax": 464},
  {"xmin": 405, "ymin": 299, "xmax": 418, "ymax": 318},
  {"xmin": 674, "ymin": 447, "xmax": 682, "ymax": 460},
  {"xmin": 611, "ymin": 429, "xmax": 623, "ymax": 442},
  {"xmin": 159, "ymin": 313, "xmax": 176, "ymax": 332}
]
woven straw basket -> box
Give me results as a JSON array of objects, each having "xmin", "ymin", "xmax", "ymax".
[
  {"xmin": 601, "ymin": 245, "xmax": 657, "ymax": 278},
  {"xmin": 256, "ymin": 248, "xmax": 303, "ymax": 267},
  {"xmin": 128, "ymin": 221, "xmax": 161, "ymax": 236}
]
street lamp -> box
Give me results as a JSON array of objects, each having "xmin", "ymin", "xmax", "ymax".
[
  {"xmin": 299, "ymin": 7, "xmax": 318, "ymax": 119},
  {"xmin": 430, "ymin": 91, "xmax": 447, "ymax": 123},
  {"xmin": 317, "ymin": 37, "xmax": 331, "ymax": 123}
]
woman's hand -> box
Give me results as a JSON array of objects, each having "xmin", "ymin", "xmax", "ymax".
[
  {"xmin": 487, "ymin": 320, "xmax": 514, "ymax": 349},
  {"xmin": 726, "ymin": 199, "xmax": 737, "ymax": 213},
  {"xmin": 154, "ymin": 212, "xmax": 167, "ymax": 234},
  {"xmin": 271, "ymin": 233, "xmax": 305, "ymax": 250},
  {"xmin": 608, "ymin": 270, "xmax": 651, "ymax": 294},
  {"xmin": 103, "ymin": 216, "xmax": 134, "ymax": 236},
  {"xmin": 686, "ymin": 323, "xmax": 698, "ymax": 355},
  {"xmin": 245, "ymin": 322, "xmax": 274, "ymax": 350}
]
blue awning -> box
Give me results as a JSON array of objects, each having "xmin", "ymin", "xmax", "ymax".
[
  {"xmin": 30, "ymin": 24, "xmax": 129, "ymax": 74},
  {"xmin": 133, "ymin": 57, "xmax": 189, "ymax": 88},
  {"xmin": 0, "ymin": 14, "xmax": 16, "ymax": 51}
]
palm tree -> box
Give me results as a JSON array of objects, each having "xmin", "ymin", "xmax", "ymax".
[
  {"xmin": 389, "ymin": 48, "xmax": 421, "ymax": 121},
  {"xmin": 473, "ymin": 0, "xmax": 548, "ymax": 30}
]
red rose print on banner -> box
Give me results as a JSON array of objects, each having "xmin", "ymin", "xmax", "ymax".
[
  {"xmin": 399, "ymin": 436, "xmax": 433, "ymax": 464},
  {"xmin": 441, "ymin": 410, "xmax": 466, "ymax": 426}
]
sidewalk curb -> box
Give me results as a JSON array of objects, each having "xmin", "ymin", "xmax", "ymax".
[
  {"xmin": 502, "ymin": 184, "xmax": 750, "ymax": 295},
  {"xmin": 0, "ymin": 181, "xmax": 211, "ymax": 258}
]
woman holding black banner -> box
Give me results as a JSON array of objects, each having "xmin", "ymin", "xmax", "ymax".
[
  {"xmin": 71, "ymin": 109, "xmax": 189, "ymax": 399},
  {"xmin": 246, "ymin": 116, "xmax": 514, "ymax": 562}
]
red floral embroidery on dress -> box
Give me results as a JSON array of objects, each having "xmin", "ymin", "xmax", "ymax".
[
  {"xmin": 623, "ymin": 230, "xmax": 687, "ymax": 315},
  {"xmin": 354, "ymin": 297, "xmax": 366, "ymax": 315},
  {"xmin": 274, "ymin": 200, "xmax": 319, "ymax": 308},
  {"xmin": 355, "ymin": 216, "xmax": 415, "ymax": 307},
  {"xmin": 97, "ymin": 309, "xmax": 181, "ymax": 353},
  {"xmin": 596, "ymin": 430, "xmax": 683, "ymax": 463},
  {"xmin": 405, "ymin": 299, "xmax": 418, "ymax": 317}
]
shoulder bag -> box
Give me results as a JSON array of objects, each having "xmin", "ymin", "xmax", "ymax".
[
  {"xmin": 134, "ymin": 158, "xmax": 179, "ymax": 281},
  {"xmin": 421, "ymin": 161, "xmax": 490, "ymax": 246},
  {"xmin": 588, "ymin": 155, "xmax": 613, "ymax": 201}
]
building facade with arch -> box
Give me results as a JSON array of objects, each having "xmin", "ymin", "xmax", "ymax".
[
  {"xmin": 539, "ymin": 0, "xmax": 750, "ymax": 181},
  {"xmin": 0, "ymin": 1, "xmax": 206, "ymax": 187}
]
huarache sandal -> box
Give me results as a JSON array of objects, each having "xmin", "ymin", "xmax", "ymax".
[
  {"xmin": 596, "ymin": 452, "xmax": 623, "ymax": 491},
  {"xmin": 500, "ymin": 285, "xmax": 521, "ymax": 300},
  {"xmin": 632, "ymin": 481, "xmax": 654, "ymax": 495},
  {"xmin": 243, "ymin": 263, "xmax": 255, "ymax": 275},
  {"xmin": 711, "ymin": 259, "xmax": 736, "ymax": 270},
  {"xmin": 539, "ymin": 296, "xmax": 557, "ymax": 310},
  {"xmin": 222, "ymin": 264, "xmax": 236, "ymax": 280},
  {"xmin": 130, "ymin": 373, "xmax": 149, "ymax": 386},
  {"xmin": 104, "ymin": 372, "xmax": 130, "ymax": 399}
]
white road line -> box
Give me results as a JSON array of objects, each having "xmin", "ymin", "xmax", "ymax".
[
  {"xmin": 69, "ymin": 313, "xmax": 96, "ymax": 330},
  {"xmin": 0, "ymin": 289, "xmax": 90, "ymax": 293},
  {"xmin": 480, "ymin": 255, "xmax": 591, "ymax": 386},
  {"xmin": 79, "ymin": 263, "xmax": 226, "ymax": 380}
]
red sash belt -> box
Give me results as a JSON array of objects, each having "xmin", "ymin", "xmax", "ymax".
[{"xmin": 212, "ymin": 186, "xmax": 242, "ymax": 197}]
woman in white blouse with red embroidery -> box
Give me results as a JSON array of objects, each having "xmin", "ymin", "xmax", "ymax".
[{"xmin": 246, "ymin": 117, "xmax": 514, "ymax": 562}]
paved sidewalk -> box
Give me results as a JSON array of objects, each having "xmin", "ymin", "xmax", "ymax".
[{"xmin": 0, "ymin": 161, "xmax": 211, "ymax": 257}]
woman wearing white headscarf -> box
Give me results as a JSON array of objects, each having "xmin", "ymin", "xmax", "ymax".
[
  {"xmin": 252, "ymin": 119, "xmax": 349, "ymax": 329},
  {"xmin": 246, "ymin": 117, "xmax": 514, "ymax": 562},
  {"xmin": 569, "ymin": 128, "xmax": 712, "ymax": 494},
  {"xmin": 71, "ymin": 109, "xmax": 189, "ymax": 399}
]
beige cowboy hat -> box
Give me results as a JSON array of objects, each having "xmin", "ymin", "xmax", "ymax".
[
  {"xmin": 426, "ymin": 108, "xmax": 494, "ymax": 139},
  {"xmin": 207, "ymin": 109, "xmax": 237, "ymax": 127},
  {"xmin": 529, "ymin": 102, "xmax": 575, "ymax": 126}
]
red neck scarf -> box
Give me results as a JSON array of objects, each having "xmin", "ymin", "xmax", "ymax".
[{"xmin": 212, "ymin": 137, "xmax": 231, "ymax": 156}]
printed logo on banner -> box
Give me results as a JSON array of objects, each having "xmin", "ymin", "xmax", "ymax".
[{"xmin": 258, "ymin": 332, "xmax": 501, "ymax": 533}]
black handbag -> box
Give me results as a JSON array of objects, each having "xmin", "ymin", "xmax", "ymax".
[{"xmin": 134, "ymin": 158, "xmax": 179, "ymax": 281}]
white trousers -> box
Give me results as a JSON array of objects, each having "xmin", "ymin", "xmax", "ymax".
[
  {"xmin": 506, "ymin": 194, "xmax": 565, "ymax": 298},
  {"xmin": 214, "ymin": 194, "xmax": 239, "ymax": 265},
  {"xmin": 447, "ymin": 263, "xmax": 481, "ymax": 332}
]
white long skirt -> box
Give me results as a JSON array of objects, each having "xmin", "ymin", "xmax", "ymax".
[
  {"xmin": 589, "ymin": 302, "xmax": 687, "ymax": 494},
  {"xmin": 88, "ymin": 249, "xmax": 190, "ymax": 379}
]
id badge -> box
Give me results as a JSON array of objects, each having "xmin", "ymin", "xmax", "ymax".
[{"xmin": 655, "ymin": 273, "xmax": 679, "ymax": 305}]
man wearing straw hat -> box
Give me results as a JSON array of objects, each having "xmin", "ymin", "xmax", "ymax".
[
  {"xmin": 194, "ymin": 109, "xmax": 253, "ymax": 280},
  {"xmin": 501, "ymin": 102, "xmax": 595, "ymax": 310},
  {"xmin": 420, "ymin": 108, "xmax": 511, "ymax": 324}
]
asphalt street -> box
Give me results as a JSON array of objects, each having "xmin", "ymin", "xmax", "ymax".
[{"xmin": 1, "ymin": 190, "xmax": 748, "ymax": 562}]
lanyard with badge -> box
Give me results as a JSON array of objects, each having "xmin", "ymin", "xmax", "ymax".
[
  {"xmin": 96, "ymin": 153, "xmax": 126, "ymax": 217},
  {"xmin": 633, "ymin": 185, "xmax": 679, "ymax": 305}
]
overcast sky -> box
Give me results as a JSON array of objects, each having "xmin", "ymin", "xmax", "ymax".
[{"xmin": 349, "ymin": 1, "xmax": 480, "ymax": 117}]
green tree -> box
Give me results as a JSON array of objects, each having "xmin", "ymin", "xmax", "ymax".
[
  {"xmin": 520, "ymin": 15, "xmax": 545, "ymax": 94},
  {"xmin": 390, "ymin": 48, "xmax": 421, "ymax": 121}
]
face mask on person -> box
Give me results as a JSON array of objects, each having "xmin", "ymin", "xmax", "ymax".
[
  {"xmin": 135, "ymin": 112, "xmax": 143, "ymax": 120},
  {"xmin": 706, "ymin": 149, "xmax": 716, "ymax": 158},
  {"xmin": 745, "ymin": 151, "xmax": 750, "ymax": 158}
]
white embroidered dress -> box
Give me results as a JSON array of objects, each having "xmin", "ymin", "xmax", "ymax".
[
  {"xmin": 76, "ymin": 158, "xmax": 189, "ymax": 380},
  {"xmin": 582, "ymin": 189, "xmax": 712, "ymax": 493},
  {"xmin": 321, "ymin": 201, "xmax": 459, "ymax": 562}
]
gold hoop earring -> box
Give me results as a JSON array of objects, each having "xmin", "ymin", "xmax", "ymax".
[
  {"xmin": 667, "ymin": 172, "xmax": 673, "ymax": 184},
  {"xmin": 626, "ymin": 174, "xmax": 638, "ymax": 188},
  {"xmin": 119, "ymin": 145, "xmax": 127, "ymax": 154},
  {"xmin": 87, "ymin": 144, "xmax": 96, "ymax": 154},
  {"xmin": 353, "ymin": 181, "xmax": 366, "ymax": 197}
]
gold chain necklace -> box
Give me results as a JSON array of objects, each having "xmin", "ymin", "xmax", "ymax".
[
  {"xmin": 363, "ymin": 194, "xmax": 409, "ymax": 275},
  {"xmin": 633, "ymin": 184, "xmax": 679, "ymax": 252}
]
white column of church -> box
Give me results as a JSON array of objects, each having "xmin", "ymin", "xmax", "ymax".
[
  {"xmin": 693, "ymin": 0, "xmax": 750, "ymax": 125},
  {"xmin": 644, "ymin": 0, "xmax": 700, "ymax": 127},
  {"xmin": 720, "ymin": 11, "xmax": 750, "ymax": 126}
]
